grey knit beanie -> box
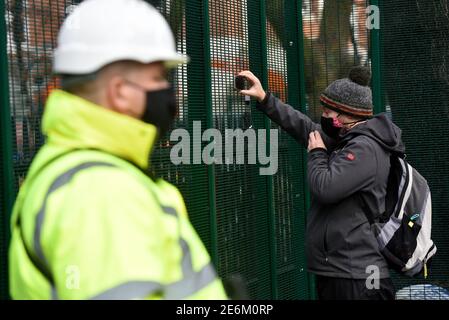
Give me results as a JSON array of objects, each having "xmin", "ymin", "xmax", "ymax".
[{"xmin": 320, "ymin": 66, "xmax": 373, "ymax": 118}]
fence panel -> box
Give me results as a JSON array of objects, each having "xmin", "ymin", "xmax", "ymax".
[
  {"xmin": 0, "ymin": 0, "xmax": 310, "ymax": 299},
  {"xmin": 3, "ymin": 0, "xmax": 447, "ymax": 300}
]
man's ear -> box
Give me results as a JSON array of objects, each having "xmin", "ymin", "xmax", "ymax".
[{"xmin": 105, "ymin": 76, "xmax": 130, "ymax": 115}]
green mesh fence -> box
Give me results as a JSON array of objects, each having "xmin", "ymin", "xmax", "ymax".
[
  {"xmin": 380, "ymin": 0, "xmax": 449, "ymax": 299},
  {"xmin": 1, "ymin": 0, "xmax": 448, "ymax": 300},
  {"xmin": 0, "ymin": 0, "xmax": 312, "ymax": 300}
]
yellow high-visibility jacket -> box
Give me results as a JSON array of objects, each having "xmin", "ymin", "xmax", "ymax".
[{"xmin": 9, "ymin": 90, "xmax": 227, "ymax": 300}]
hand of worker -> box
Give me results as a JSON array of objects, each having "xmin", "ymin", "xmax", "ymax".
[
  {"xmin": 237, "ymin": 70, "xmax": 267, "ymax": 102},
  {"xmin": 308, "ymin": 131, "xmax": 327, "ymax": 152}
]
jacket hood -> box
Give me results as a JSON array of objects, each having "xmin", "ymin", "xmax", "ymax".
[
  {"xmin": 41, "ymin": 90, "xmax": 158, "ymax": 169},
  {"xmin": 341, "ymin": 113, "xmax": 405, "ymax": 155}
]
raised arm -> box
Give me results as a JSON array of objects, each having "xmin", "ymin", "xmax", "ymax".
[{"xmin": 238, "ymin": 70, "xmax": 336, "ymax": 149}]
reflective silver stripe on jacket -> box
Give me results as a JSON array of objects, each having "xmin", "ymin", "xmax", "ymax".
[{"xmin": 32, "ymin": 161, "xmax": 218, "ymax": 299}]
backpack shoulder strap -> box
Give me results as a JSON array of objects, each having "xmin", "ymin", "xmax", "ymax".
[{"xmin": 354, "ymin": 134, "xmax": 408, "ymax": 224}]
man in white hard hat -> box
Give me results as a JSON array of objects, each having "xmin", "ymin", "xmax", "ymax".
[{"xmin": 9, "ymin": 0, "xmax": 228, "ymax": 300}]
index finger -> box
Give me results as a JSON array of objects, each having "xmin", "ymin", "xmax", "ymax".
[{"xmin": 309, "ymin": 131, "xmax": 316, "ymax": 142}]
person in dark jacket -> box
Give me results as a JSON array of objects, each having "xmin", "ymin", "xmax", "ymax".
[{"xmin": 238, "ymin": 67, "xmax": 405, "ymax": 300}]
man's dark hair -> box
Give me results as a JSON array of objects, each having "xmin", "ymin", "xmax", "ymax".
[{"xmin": 60, "ymin": 73, "xmax": 98, "ymax": 94}]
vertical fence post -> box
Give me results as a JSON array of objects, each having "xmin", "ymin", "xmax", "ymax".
[
  {"xmin": 283, "ymin": 0, "xmax": 311, "ymax": 300},
  {"xmin": 261, "ymin": 1, "xmax": 279, "ymax": 301},
  {"xmin": 201, "ymin": 0, "xmax": 218, "ymax": 267},
  {"xmin": 185, "ymin": 0, "xmax": 218, "ymax": 267},
  {"xmin": 296, "ymin": 0, "xmax": 316, "ymax": 300},
  {"xmin": 262, "ymin": 1, "xmax": 279, "ymax": 301},
  {"xmin": 0, "ymin": 0, "xmax": 14, "ymax": 300},
  {"xmin": 369, "ymin": 0, "xmax": 384, "ymax": 114},
  {"xmin": 247, "ymin": 0, "xmax": 278, "ymax": 299}
]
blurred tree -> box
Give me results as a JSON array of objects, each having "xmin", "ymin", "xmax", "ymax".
[
  {"xmin": 302, "ymin": 0, "xmax": 356, "ymax": 119},
  {"xmin": 162, "ymin": 0, "xmax": 359, "ymax": 120},
  {"xmin": 267, "ymin": 0, "xmax": 361, "ymax": 119}
]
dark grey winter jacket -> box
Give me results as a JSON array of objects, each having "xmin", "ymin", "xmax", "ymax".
[{"xmin": 257, "ymin": 92, "xmax": 405, "ymax": 279}]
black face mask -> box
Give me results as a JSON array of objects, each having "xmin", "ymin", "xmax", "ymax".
[
  {"xmin": 321, "ymin": 114, "xmax": 366, "ymax": 139},
  {"xmin": 125, "ymin": 80, "xmax": 177, "ymax": 138},
  {"xmin": 320, "ymin": 115, "xmax": 342, "ymax": 139},
  {"xmin": 141, "ymin": 87, "xmax": 177, "ymax": 138}
]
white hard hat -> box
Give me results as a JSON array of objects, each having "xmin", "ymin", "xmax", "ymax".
[{"xmin": 53, "ymin": 0, "xmax": 188, "ymax": 74}]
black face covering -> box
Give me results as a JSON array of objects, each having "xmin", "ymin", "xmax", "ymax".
[
  {"xmin": 124, "ymin": 80, "xmax": 177, "ymax": 138},
  {"xmin": 141, "ymin": 87, "xmax": 177, "ymax": 138},
  {"xmin": 320, "ymin": 116, "xmax": 342, "ymax": 139},
  {"xmin": 320, "ymin": 114, "xmax": 366, "ymax": 139}
]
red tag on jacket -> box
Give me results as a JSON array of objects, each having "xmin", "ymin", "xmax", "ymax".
[{"xmin": 346, "ymin": 152, "xmax": 355, "ymax": 161}]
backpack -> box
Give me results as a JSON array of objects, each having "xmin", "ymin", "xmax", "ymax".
[{"xmin": 361, "ymin": 153, "xmax": 437, "ymax": 278}]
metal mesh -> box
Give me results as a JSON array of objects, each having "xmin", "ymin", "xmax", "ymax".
[
  {"xmin": 302, "ymin": 0, "xmax": 370, "ymax": 121},
  {"xmin": 2, "ymin": 0, "xmax": 68, "ymax": 299},
  {"xmin": 0, "ymin": 0, "xmax": 311, "ymax": 299},
  {"xmin": 267, "ymin": 0, "xmax": 309, "ymax": 300},
  {"xmin": 2, "ymin": 0, "xmax": 448, "ymax": 301},
  {"xmin": 380, "ymin": 0, "xmax": 449, "ymax": 300},
  {"xmin": 210, "ymin": 0, "xmax": 272, "ymax": 299}
]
